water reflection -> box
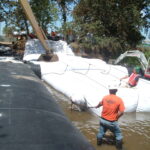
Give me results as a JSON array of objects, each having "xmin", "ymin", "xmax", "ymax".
[{"xmin": 48, "ymin": 85, "xmax": 150, "ymax": 150}]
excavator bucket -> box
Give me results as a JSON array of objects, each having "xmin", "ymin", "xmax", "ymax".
[{"xmin": 38, "ymin": 53, "xmax": 59, "ymax": 62}]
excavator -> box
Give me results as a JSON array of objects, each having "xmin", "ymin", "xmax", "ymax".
[
  {"xmin": 114, "ymin": 50, "xmax": 150, "ymax": 80},
  {"xmin": 18, "ymin": 0, "xmax": 58, "ymax": 61}
]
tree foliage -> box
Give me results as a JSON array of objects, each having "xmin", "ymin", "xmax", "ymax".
[
  {"xmin": 0, "ymin": 1, "xmax": 16, "ymax": 24},
  {"xmin": 52, "ymin": 0, "xmax": 76, "ymax": 40},
  {"xmin": 3, "ymin": 26, "xmax": 16, "ymax": 36},
  {"xmin": 1, "ymin": 0, "xmax": 150, "ymax": 59},
  {"xmin": 30, "ymin": 0, "xmax": 58, "ymax": 31},
  {"xmin": 73, "ymin": 0, "xmax": 150, "ymax": 57},
  {"xmin": 1, "ymin": 0, "xmax": 59, "ymax": 34},
  {"xmin": 52, "ymin": 0, "xmax": 76, "ymax": 23}
]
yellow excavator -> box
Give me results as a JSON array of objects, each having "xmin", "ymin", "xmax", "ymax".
[{"xmin": 19, "ymin": 0, "xmax": 58, "ymax": 61}]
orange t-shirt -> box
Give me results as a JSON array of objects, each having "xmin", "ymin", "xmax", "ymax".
[{"xmin": 100, "ymin": 94, "xmax": 125, "ymax": 121}]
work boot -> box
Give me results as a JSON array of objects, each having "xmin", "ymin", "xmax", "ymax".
[
  {"xmin": 116, "ymin": 140, "xmax": 123, "ymax": 150},
  {"xmin": 97, "ymin": 138, "xmax": 102, "ymax": 145}
]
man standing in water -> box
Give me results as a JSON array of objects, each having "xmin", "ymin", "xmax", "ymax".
[{"xmin": 94, "ymin": 82, "xmax": 125, "ymax": 150}]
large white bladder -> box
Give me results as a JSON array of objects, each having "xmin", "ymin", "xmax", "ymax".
[{"xmin": 23, "ymin": 39, "xmax": 150, "ymax": 115}]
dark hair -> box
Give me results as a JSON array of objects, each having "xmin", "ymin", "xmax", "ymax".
[{"xmin": 109, "ymin": 89, "xmax": 117, "ymax": 94}]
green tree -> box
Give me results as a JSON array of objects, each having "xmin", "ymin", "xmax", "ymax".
[
  {"xmin": 14, "ymin": 2, "xmax": 30, "ymax": 34},
  {"xmin": 73, "ymin": 0, "xmax": 150, "ymax": 58},
  {"xmin": 54, "ymin": 0, "xmax": 75, "ymax": 23},
  {"xmin": 3, "ymin": 26, "xmax": 16, "ymax": 36},
  {"xmin": 0, "ymin": 1, "xmax": 16, "ymax": 25},
  {"xmin": 0, "ymin": 0, "xmax": 59, "ymax": 34},
  {"xmin": 0, "ymin": 1, "xmax": 31, "ymax": 34},
  {"xmin": 0, "ymin": 2, "xmax": 5, "ymax": 22},
  {"xmin": 52, "ymin": 0, "xmax": 75, "ymax": 41},
  {"xmin": 30, "ymin": 0, "xmax": 58, "ymax": 32}
]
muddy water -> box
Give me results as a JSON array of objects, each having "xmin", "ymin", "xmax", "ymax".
[{"xmin": 47, "ymin": 86, "xmax": 150, "ymax": 150}]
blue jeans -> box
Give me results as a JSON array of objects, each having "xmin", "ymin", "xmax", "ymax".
[{"xmin": 97, "ymin": 118, "xmax": 123, "ymax": 141}]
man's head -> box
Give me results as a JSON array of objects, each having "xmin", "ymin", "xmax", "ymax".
[
  {"xmin": 133, "ymin": 66, "xmax": 140, "ymax": 74},
  {"xmin": 108, "ymin": 81, "xmax": 118, "ymax": 94}
]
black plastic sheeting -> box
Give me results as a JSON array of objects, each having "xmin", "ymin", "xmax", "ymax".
[
  {"xmin": 0, "ymin": 62, "xmax": 95, "ymax": 150},
  {"xmin": 25, "ymin": 61, "xmax": 42, "ymax": 79}
]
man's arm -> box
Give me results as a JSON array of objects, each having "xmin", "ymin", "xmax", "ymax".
[
  {"xmin": 117, "ymin": 98, "xmax": 125, "ymax": 120},
  {"xmin": 95, "ymin": 102, "xmax": 102, "ymax": 108},
  {"xmin": 120, "ymin": 75, "xmax": 129, "ymax": 80},
  {"xmin": 116, "ymin": 111, "xmax": 124, "ymax": 120},
  {"xmin": 88, "ymin": 102, "xmax": 102, "ymax": 108}
]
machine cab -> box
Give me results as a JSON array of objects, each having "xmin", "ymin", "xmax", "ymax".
[{"xmin": 144, "ymin": 57, "xmax": 150, "ymax": 80}]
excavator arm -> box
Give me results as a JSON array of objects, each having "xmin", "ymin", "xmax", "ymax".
[
  {"xmin": 19, "ymin": 0, "xmax": 51, "ymax": 54},
  {"xmin": 114, "ymin": 50, "xmax": 148, "ymax": 70},
  {"xmin": 114, "ymin": 50, "xmax": 150, "ymax": 80}
]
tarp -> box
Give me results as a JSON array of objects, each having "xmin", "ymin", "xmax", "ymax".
[{"xmin": 0, "ymin": 60, "xmax": 95, "ymax": 150}]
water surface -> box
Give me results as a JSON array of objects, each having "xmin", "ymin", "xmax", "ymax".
[{"xmin": 48, "ymin": 85, "xmax": 150, "ymax": 150}]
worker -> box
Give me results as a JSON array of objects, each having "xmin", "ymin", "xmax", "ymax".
[
  {"xmin": 120, "ymin": 66, "xmax": 141, "ymax": 87},
  {"xmin": 93, "ymin": 82, "xmax": 125, "ymax": 150},
  {"xmin": 51, "ymin": 31, "xmax": 56, "ymax": 37}
]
